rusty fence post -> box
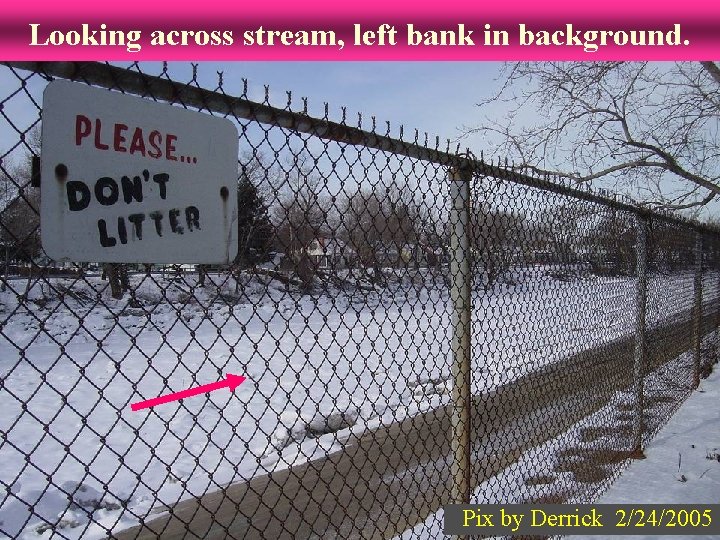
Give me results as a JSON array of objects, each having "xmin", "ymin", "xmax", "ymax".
[
  {"xmin": 716, "ymin": 238, "xmax": 720, "ymax": 357},
  {"xmin": 715, "ymin": 236, "xmax": 720, "ymax": 341},
  {"xmin": 693, "ymin": 231, "xmax": 703, "ymax": 389},
  {"xmin": 449, "ymin": 163, "xmax": 472, "ymax": 504},
  {"xmin": 717, "ymin": 238, "xmax": 720, "ymax": 331},
  {"xmin": 631, "ymin": 214, "xmax": 648, "ymax": 457}
]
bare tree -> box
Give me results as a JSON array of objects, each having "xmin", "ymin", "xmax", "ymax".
[
  {"xmin": 271, "ymin": 154, "xmax": 327, "ymax": 288},
  {"xmin": 0, "ymin": 171, "xmax": 40, "ymax": 263},
  {"xmin": 647, "ymin": 220, "xmax": 695, "ymax": 273},
  {"xmin": 586, "ymin": 210, "xmax": 636, "ymax": 276},
  {"xmin": 469, "ymin": 202, "xmax": 527, "ymax": 288},
  {"xmin": 274, "ymin": 191, "xmax": 325, "ymax": 256},
  {"xmin": 102, "ymin": 263, "xmax": 128, "ymax": 299},
  {"xmin": 340, "ymin": 188, "xmax": 385, "ymax": 267},
  {"xmin": 340, "ymin": 181, "xmax": 429, "ymax": 271},
  {"xmin": 1, "ymin": 128, "xmax": 42, "ymax": 293},
  {"xmin": 463, "ymin": 62, "xmax": 720, "ymax": 212}
]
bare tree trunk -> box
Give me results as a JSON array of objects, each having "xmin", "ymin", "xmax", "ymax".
[
  {"xmin": 104, "ymin": 263, "xmax": 123, "ymax": 299},
  {"xmin": 119, "ymin": 265, "xmax": 130, "ymax": 292},
  {"xmin": 296, "ymin": 253, "xmax": 316, "ymax": 291},
  {"xmin": 22, "ymin": 263, "xmax": 32, "ymax": 299},
  {"xmin": 198, "ymin": 264, "xmax": 208, "ymax": 286},
  {"xmin": 2, "ymin": 248, "xmax": 8, "ymax": 292}
]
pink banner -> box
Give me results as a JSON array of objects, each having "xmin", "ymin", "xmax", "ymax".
[{"xmin": 2, "ymin": 1, "xmax": 718, "ymax": 60}]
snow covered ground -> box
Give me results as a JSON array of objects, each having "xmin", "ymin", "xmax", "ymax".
[
  {"xmin": 397, "ymin": 341, "xmax": 720, "ymax": 540},
  {"xmin": 0, "ymin": 266, "xmax": 716, "ymax": 538},
  {"xmin": 575, "ymin": 366, "xmax": 720, "ymax": 540}
]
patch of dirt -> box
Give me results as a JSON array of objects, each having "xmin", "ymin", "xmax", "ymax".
[
  {"xmin": 579, "ymin": 424, "xmax": 632, "ymax": 442},
  {"xmin": 646, "ymin": 395, "xmax": 677, "ymax": 408},
  {"xmin": 558, "ymin": 447, "xmax": 633, "ymax": 465},
  {"xmin": 524, "ymin": 474, "xmax": 556, "ymax": 487},
  {"xmin": 554, "ymin": 447, "xmax": 633, "ymax": 483},
  {"xmin": 526, "ymin": 490, "xmax": 574, "ymax": 504},
  {"xmin": 573, "ymin": 465, "xmax": 609, "ymax": 483}
]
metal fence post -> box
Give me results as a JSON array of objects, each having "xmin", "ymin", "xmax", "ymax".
[
  {"xmin": 693, "ymin": 231, "xmax": 703, "ymax": 388},
  {"xmin": 715, "ymin": 236, "xmax": 720, "ymax": 332},
  {"xmin": 631, "ymin": 215, "xmax": 648, "ymax": 457},
  {"xmin": 449, "ymin": 163, "xmax": 472, "ymax": 504},
  {"xmin": 717, "ymin": 241, "xmax": 720, "ymax": 331},
  {"xmin": 716, "ymin": 239, "xmax": 720, "ymax": 348}
]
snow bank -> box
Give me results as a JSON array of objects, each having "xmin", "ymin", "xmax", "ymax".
[{"xmin": 264, "ymin": 406, "xmax": 360, "ymax": 457}]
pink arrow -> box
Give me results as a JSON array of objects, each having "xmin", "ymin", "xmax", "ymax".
[{"xmin": 130, "ymin": 373, "xmax": 246, "ymax": 411}]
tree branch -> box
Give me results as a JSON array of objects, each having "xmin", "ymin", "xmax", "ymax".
[
  {"xmin": 463, "ymin": 62, "xmax": 720, "ymax": 211},
  {"xmin": 700, "ymin": 61, "xmax": 720, "ymax": 86}
]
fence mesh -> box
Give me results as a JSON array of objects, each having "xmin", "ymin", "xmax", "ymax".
[{"xmin": 0, "ymin": 61, "xmax": 718, "ymax": 540}]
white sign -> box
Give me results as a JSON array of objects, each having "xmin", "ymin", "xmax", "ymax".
[{"xmin": 41, "ymin": 80, "xmax": 239, "ymax": 264}]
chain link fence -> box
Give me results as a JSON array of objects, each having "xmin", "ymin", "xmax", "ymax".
[{"xmin": 1, "ymin": 61, "xmax": 718, "ymax": 539}]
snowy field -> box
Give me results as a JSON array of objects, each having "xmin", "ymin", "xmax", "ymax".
[{"xmin": 0, "ymin": 266, "xmax": 716, "ymax": 538}]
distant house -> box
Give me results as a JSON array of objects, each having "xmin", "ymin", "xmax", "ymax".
[{"xmin": 306, "ymin": 237, "xmax": 355, "ymax": 269}]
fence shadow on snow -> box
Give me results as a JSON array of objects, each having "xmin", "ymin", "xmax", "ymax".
[{"xmin": 0, "ymin": 61, "xmax": 719, "ymax": 539}]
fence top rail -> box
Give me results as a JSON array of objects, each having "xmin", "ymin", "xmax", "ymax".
[{"xmin": 5, "ymin": 60, "xmax": 718, "ymax": 236}]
